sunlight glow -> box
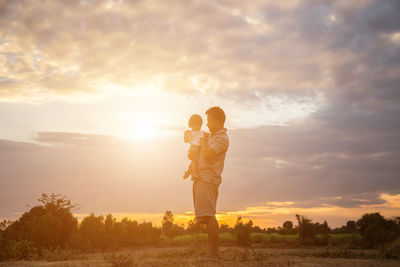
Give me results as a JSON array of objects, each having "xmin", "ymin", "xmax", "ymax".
[{"xmin": 129, "ymin": 120, "xmax": 157, "ymax": 142}]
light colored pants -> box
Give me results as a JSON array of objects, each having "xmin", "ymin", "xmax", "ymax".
[{"xmin": 193, "ymin": 180, "xmax": 219, "ymax": 218}]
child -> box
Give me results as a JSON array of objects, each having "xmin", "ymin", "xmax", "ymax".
[{"xmin": 183, "ymin": 114, "xmax": 205, "ymax": 179}]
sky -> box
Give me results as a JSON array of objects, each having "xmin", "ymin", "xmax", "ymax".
[{"xmin": 1, "ymin": 0, "xmax": 400, "ymax": 228}]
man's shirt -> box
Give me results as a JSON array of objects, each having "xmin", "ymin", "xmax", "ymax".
[{"xmin": 198, "ymin": 128, "xmax": 229, "ymax": 185}]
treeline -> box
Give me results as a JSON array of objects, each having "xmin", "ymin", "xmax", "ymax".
[{"xmin": 1, "ymin": 193, "xmax": 400, "ymax": 261}]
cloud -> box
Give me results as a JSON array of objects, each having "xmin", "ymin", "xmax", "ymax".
[
  {"xmin": 0, "ymin": 0, "xmax": 396, "ymax": 107},
  {"xmin": 221, "ymin": 116, "xmax": 400, "ymax": 210},
  {"xmin": 1, "ymin": 0, "xmax": 399, "ymax": 228},
  {"xmin": 0, "ymin": 131, "xmax": 190, "ymax": 221},
  {"xmin": 33, "ymin": 131, "xmax": 121, "ymax": 148},
  {"xmin": 1, "ymin": 123, "xmax": 399, "ymax": 228}
]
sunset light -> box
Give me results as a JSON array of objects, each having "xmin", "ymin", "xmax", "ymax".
[{"xmin": 1, "ymin": 0, "xmax": 399, "ymax": 263}]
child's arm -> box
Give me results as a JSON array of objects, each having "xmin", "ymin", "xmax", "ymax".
[{"xmin": 184, "ymin": 130, "xmax": 191, "ymax": 143}]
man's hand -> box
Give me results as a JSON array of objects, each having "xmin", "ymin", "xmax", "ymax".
[
  {"xmin": 200, "ymin": 132, "xmax": 209, "ymax": 146},
  {"xmin": 200, "ymin": 133, "xmax": 217, "ymax": 161}
]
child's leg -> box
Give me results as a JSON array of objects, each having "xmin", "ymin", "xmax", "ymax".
[
  {"xmin": 191, "ymin": 161, "xmax": 199, "ymax": 176},
  {"xmin": 190, "ymin": 149, "xmax": 201, "ymax": 179},
  {"xmin": 183, "ymin": 162, "xmax": 192, "ymax": 179}
]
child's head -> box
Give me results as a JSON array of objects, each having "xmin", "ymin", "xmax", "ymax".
[{"xmin": 188, "ymin": 114, "xmax": 202, "ymax": 131}]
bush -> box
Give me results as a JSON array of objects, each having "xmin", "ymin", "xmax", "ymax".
[
  {"xmin": 8, "ymin": 239, "xmax": 38, "ymax": 260},
  {"xmin": 357, "ymin": 213, "xmax": 400, "ymax": 248},
  {"xmin": 78, "ymin": 213, "xmax": 106, "ymax": 249},
  {"xmin": 386, "ymin": 237, "xmax": 400, "ymax": 259},
  {"xmin": 234, "ymin": 218, "xmax": 252, "ymax": 246},
  {"xmin": 31, "ymin": 212, "xmax": 61, "ymax": 248},
  {"xmin": 1, "ymin": 193, "xmax": 78, "ymax": 251}
]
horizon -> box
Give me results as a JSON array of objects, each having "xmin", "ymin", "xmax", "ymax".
[{"xmin": 1, "ymin": 0, "xmax": 400, "ymax": 231}]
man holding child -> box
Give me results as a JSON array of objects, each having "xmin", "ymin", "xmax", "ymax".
[{"xmin": 184, "ymin": 106, "xmax": 229, "ymax": 258}]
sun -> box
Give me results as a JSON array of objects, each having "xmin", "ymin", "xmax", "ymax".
[{"xmin": 130, "ymin": 122, "xmax": 156, "ymax": 141}]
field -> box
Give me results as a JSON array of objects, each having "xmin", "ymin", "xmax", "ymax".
[
  {"xmin": 168, "ymin": 233, "xmax": 361, "ymax": 247},
  {"xmin": 1, "ymin": 246, "xmax": 400, "ymax": 267},
  {"xmin": 1, "ymin": 233, "xmax": 399, "ymax": 267}
]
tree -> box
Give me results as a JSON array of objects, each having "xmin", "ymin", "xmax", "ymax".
[
  {"xmin": 283, "ymin": 221, "xmax": 293, "ymax": 230},
  {"xmin": 187, "ymin": 218, "xmax": 206, "ymax": 234},
  {"xmin": 234, "ymin": 217, "xmax": 253, "ymax": 246},
  {"xmin": 162, "ymin": 211, "xmax": 174, "ymax": 237},
  {"xmin": 0, "ymin": 220, "xmax": 14, "ymax": 231},
  {"xmin": 31, "ymin": 212, "xmax": 61, "ymax": 248},
  {"xmin": 2, "ymin": 193, "xmax": 78, "ymax": 249},
  {"xmin": 161, "ymin": 211, "xmax": 184, "ymax": 238},
  {"xmin": 79, "ymin": 213, "xmax": 105, "ymax": 249},
  {"xmin": 219, "ymin": 223, "xmax": 233, "ymax": 233},
  {"xmin": 346, "ymin": 220, "xmax": 357, "ymax": 232},
  {"xmin": 357, "ymin": 213, "xmax": 400, "ymax": 248},
  {"xmin": 280, "ymin": 220, "xmax": 297, "ymax": 234},
  {"xmin": 295, "ymin": 214, "xmax": 316, "ymax": 244}
]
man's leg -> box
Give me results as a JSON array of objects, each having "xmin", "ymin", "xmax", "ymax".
[
  {"xmin": 193, "ymin": 181, "xmax": 220, "ymax": 256},
  {"xmin": 197, "ymin": 216, "xmax": 219, "ymax": 256},
  {"xmin": 207, "ymin": 216, "xmax": 219, "ymax": 256}
]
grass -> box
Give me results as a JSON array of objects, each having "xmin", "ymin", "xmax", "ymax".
[
  {"xmin": 171, "ymin": 233, "xmax": 208, "ymax": 244},
  {"xmin": 166, "ymin": 233, "xmax": 363, "ymax": 249},
  {"xmin": 3, "ymin": 246, "xmax": 400, "ymax": 266}
]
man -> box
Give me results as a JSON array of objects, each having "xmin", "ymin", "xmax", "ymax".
[{"xmin": 194, "ymin": 106, "xmax": 229, "ymax": 258}]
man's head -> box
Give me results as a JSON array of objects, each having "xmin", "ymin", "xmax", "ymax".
[
  {"xmin": 188, "ymin": 114, "xmax": 203, "ymax": 131},
  {"xmin": 205, "ymin": 106, "xmax": 226, "ymax": 133}
]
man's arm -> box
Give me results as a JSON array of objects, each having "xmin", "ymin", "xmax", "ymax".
[
  {"xmin": 201, "ymin": 133, "xmax": 229, "ymax": 161},
  {"xmin": 200, "ymin": 133, "xmax": 217, "ymax": 160}
]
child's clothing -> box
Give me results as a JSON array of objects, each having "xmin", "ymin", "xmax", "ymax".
[
  {"xmin": 188, "ymin": 130, "xmax": 204, "ymax": 161},
  {"xmin": 189, "ymin": 130, "xmax": 205, "ymax": 146}
]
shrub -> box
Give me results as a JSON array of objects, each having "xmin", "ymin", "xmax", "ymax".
[
  {"xmin": 386, "ymin": 237, "xmax": 400, "ymax": 259},
  {"xmin": 296, "ymin": 215, "xmax": 316, "ymax": 244},
  {"xmin": 357, "ymin": 213, "xmax": 400, "ymax": 248},
  {"xmin": 78, "ymin": 213, "xmax": 106, "ymax": 249},
  {"xmin": 8, "ymin": 239, "xmax": 38, "ymax": 260},
  {"xmin": 234, "ymin": 217, "xmax": 252, "ymax": 246}
]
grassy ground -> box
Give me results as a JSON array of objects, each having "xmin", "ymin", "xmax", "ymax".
[
  {"xmin": 169, "ymin": 233, "xmax": 361, "ymax": 247},
  {"xmin": 1, "ymin": 246, "xmax": 399, "ymax": 267}
]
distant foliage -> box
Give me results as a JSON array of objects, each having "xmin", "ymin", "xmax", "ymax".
[
  {"xmin": 283, "ymin": 221, "xmax": 293, "ymax": 230},
  {"xmin": 0, "ymin": 193, "xmax": 79, "ymax": 260},
  {"xmin": 77, "ymin": 213, "xmax": 162, "ymax": 250},
  {"xmin": 356, "ymin": 213, "xmax": 400, "ymax": 248},
  {"xmin": 332, "ymin": 220, "xmax": 357, "ymax": 234},
  {"xmin": 296, "ymin": 214, "xmax": 316, "ymax": 244},
  {"xmin": 2, "ymin": 193, "xmax": 78, "ymax": 249},
  {"xmin": 234, "ymin": 217, "xmax": 253, "ymax": 246},
  {"xmin": 79, "ymin": 213, "xmax": 106, "ymax": 249},
  {"xmin": 186, "ymin": 218, "xmax": 206, "ymax": 234},
  {"xmin": 161, "ymin": 211, "xmax": 185, "ymax": 238},
  {"xmin": 280, "ymin": 220, "xmax": 297, "ymax": 235},
  {"xmin": 296, "ymin": 214, "xmax": 330, "ymax": 245},
  {"xmin": 2, "ymin": 193, "xmax": 400, "ymax": 261}
]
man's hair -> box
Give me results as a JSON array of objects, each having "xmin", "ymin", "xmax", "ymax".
[
  {"xmin": 188, "ymin": 114, "xmax": 203, "ymax": 128},
  {"xmin": 206, "ymin": 106, "xmax": 226, "ymax": 124}
]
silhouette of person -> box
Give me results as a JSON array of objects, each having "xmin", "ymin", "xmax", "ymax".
[{"xmin": 192, "ymin": 106, "xmax": 229, "ymax": 257}]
